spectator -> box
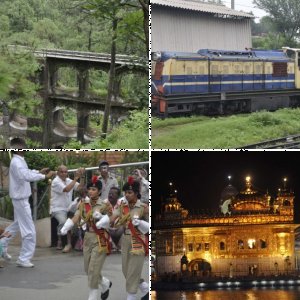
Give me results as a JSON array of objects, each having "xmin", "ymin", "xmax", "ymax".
[
  {"xmin": 132, "ymin": 169, "xmax": 149, "ymax": 205},
  {"xmin": 107, "ymin": 187, "xmax": 123, "ymax": 252},
  {"xmin": 0, "ymin": 138, "xmax": 55, "ymax": 268},
  {"xmin": 98, "ymin": 160, "xmax": 119, "ymax": 201},
  {"xmin": 50, "ymin": 165, "xmax": 85, "ymax": 253}
]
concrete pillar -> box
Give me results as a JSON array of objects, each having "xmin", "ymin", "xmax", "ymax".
[
  {"xmin": 42, "ymin": 60, "xmax": 54, "ymax": 148},
  {"xmin": 49, "ymin": 64, "xmax": 58, "ymax": 94},
  {"xmin": 77, "ymin": 68, "xmax": 89, "ymax": 98},
  {"xmin": 77, "ymin": 67, "xmax": 89, "ymax": 143},
  {"xmin": 77, "ymin": 103, "xmax": 89, "ymax": 144}
]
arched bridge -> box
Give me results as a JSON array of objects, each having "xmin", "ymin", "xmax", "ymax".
[{"xmin": 5, "ymin": 46, "xmax": 147, "ymax": 147}]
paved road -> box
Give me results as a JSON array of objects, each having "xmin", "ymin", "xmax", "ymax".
[{"xmin": 0, "ymin": 245, "xmax": 149, "ymax": 300}]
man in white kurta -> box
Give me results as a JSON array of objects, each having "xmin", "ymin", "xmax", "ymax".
[
  {"xmin": 1, "ymin": 150, "xmax": 55, "ymax": 268},
  {"xmin": 50, "ymin": 165, "xmax": 85, "ymax": 252}
]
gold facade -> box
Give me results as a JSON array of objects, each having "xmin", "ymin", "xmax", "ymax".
[{"xmin": 153, "ymin": 177, "xmax": 299, "ymax": 277}]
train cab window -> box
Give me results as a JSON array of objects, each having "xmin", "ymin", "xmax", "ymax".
[
  {"xmin": 154, "ymin": 62, "xmax": 164, "ymax": 80},
  {"xmin": 286, "ymin": 49, "xmax": 295, "ymax": 59}
]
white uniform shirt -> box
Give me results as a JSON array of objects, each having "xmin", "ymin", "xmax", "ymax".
[
  {"xmin": 50, "ymin": 176, "xmax": 79, "ymax": 213},
  {"xmin": 9, "ymin": 154, "xmax": 45, "ymax": 200}
]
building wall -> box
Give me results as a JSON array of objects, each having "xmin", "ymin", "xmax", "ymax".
[
  {"xmin": 155, "ymin": 224, "xmax": 297, "ymax": 276},
  {"xmin": 152, "ymin": 6, "xmax": 252, "ymax": 52}
]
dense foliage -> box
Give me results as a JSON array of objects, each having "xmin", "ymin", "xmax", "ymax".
[
  {"xmin": 64, "ymin": 108, "xmax": 149, "ymax": 149},
  {"xmin": 0, "ymin": 0, "xmax": 148, "ymax": 147},
  {"xmin": 252, "ymin": 0, "xmax": 300, "ymax": 48}
]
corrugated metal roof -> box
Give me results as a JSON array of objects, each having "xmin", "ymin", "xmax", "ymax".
[{"xmin": 151, "ymin": 0, "xmax": 254, "ymax": 18}]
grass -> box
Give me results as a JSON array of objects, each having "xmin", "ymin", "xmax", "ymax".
[{"xmin": 151, "ymin": 108, "xmax": 300, "ymax": 149}]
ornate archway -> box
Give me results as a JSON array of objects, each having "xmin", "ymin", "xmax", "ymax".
[{"xmin": 188, "ymin": 258, "xmax": 212, "ymax": 277}]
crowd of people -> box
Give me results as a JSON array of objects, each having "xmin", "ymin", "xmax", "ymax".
[{"xmin": 0, "ymin": 138, "xmax": 149, "ymax": 300}]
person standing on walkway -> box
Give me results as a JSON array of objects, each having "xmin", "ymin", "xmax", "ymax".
[
  {"xmin": 98, "ymin": 160, "xmax": 119, "ymax": 201},
  {"xmin": 132, "ymin": 169, "xmax": 149, "ymax": 205},
  {"xmin": 60, "ymin": 176, "xmax": 113, "ymax": 300},
  {"xmin": 50, "ymin": 165, "xmax": 85, "ymax": 253},
  {"xmin": 0, "ymin": 138, "xmax": 55, "ymax": 268},
  {"xmin": 113, "ymin": 177, "xmax": 149, "ymax": 300}
]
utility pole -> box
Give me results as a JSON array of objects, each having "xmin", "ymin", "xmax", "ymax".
[{"xmin": 231, "ymin": 0, "xmax": 235, "ymax": 9}]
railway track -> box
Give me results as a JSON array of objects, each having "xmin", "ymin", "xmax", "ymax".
[{"xmin": 240, "ymin": 134, "xmax": 300, "ymax": 149}]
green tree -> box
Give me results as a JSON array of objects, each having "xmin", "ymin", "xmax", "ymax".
[
  {"xmin": 254, "ymin": 0, "xmax": 300, "ymax": 45},
  {"xmin": 84, "ymin": 0, "xmax": 126, "ymax": 137}
]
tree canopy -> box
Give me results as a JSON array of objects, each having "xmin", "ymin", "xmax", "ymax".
[
  {"xmin": 254, "ymin": 0, "xmax": 300, "ymax": 46},
  {"xmin": 0, "ymin": 0, "xmax": 148, "ymax": 147}
]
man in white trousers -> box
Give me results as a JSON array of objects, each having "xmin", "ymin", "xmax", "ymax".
[{"xmin": 0, "ymin": 138, "xmax": 55, "ymax": 268}]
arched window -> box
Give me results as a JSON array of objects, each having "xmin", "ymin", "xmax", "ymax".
[
  {"xmin": 238, "ymin": 240, "xmax": 244, "ymax": 249},
  {"xmin": 220, "ymin": 241, "xmax": 225, "ymax": 250},
  {"xmin": 260, "ymin": 239, "xmax": 267, "ymax": 248}
]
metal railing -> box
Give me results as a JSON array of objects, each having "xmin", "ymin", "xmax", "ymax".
[{"xmin": 32, "ymin": 161, "xmax": 149, "ymax": 221}]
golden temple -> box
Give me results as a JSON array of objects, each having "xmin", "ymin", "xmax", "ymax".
[{"xmin": 152, "ymin": 177, "xmax": 300, "ymax": 278}]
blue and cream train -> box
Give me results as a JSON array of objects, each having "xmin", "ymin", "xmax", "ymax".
[{"xmin": 151, "ymin": 48, "xmax": 300, "ymax": 116}]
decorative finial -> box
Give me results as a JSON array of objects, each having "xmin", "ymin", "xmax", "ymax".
[{"xmin": 283, "ymin": 177, "xmax": 287, "ymax": 190}]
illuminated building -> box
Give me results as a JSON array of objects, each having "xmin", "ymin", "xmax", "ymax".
[{"xmin": 153, "ymin": 177, "xmax": 300, "ymax": 277}]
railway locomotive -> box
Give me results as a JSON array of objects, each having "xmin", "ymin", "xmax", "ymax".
[{"xmin": 151, "ymin": 47, "xmax": 300, "ymax": 117}]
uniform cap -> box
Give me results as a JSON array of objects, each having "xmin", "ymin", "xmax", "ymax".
[
  {"xmin": 87, "ymin": 175, "xmax": 102, "ymax": 190},
  {"xmin": 122, "ymin": 176, "xmax": 140, "ymax": 194}
]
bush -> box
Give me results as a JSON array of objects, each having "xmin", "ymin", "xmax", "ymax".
[
  {"xmin": 84, "ymin": 109, "xmax": 148, "ymax": 149},
  {"xmin": 248, "ymin": 111, "xmax": 283, "ymax": 126}
]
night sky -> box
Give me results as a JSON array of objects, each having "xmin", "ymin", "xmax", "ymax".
[{"xmin": 151, "ymin": 151, "xmax": 300, "ymax": 223}]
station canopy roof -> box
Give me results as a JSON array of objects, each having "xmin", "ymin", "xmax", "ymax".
[{"xmin": 152, "ymin": 0, "xmax": 254, "ymax": 18}]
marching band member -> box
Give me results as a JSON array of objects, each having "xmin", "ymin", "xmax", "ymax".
[
  {"xmin": 60, "ymin": 176, "xmax": 113, "ymax": 300},
  {"xmin": 112, "ymin": 177, "xmax": 149, "ymax": 300}
]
